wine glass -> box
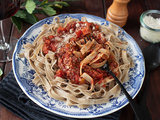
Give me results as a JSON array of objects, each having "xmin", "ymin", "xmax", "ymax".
[{"xmin": 0, "ymin": 0, "xmax": 20, "ymax": 62}]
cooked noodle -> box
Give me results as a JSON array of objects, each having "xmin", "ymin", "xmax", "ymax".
[{"xmin": 19, "ymin": 17, "xmax": 134, "ymax": 109}]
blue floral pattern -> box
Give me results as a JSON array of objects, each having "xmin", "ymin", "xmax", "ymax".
[{"xmin": 12, "ymin": 14, "xmax": 145, "ymax": 118}]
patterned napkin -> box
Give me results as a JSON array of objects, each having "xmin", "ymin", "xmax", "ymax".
[{"xmin": 0, "ymin": 70, "xmax": 121, "ymax": 120}]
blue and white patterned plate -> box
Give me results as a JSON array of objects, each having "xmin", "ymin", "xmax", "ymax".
[{"xmin": 12, "ymin": 14, "xmax": 145, "ymax": 118}]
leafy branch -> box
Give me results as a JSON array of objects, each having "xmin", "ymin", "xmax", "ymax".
[{"xmin": 11, "ymin": 0, "xmax": 70, "ymax": 32}]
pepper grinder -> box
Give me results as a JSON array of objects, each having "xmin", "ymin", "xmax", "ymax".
[{"xmin": 106, "ymin": 0, "xmax": 130, "ymax": 27}]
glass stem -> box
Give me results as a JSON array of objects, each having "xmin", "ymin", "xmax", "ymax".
[
  {"xmin": 0, "ymin": 20, "xmax": 9, "ymax": 50},
  {"xmin": 0, "ymin": 20, "xmax": 6, "ymax": 45}
]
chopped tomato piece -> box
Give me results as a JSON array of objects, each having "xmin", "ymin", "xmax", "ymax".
[
  {"xmin": 82, "ymin": 27, "xmax": 91, "ymax": 36},
  {"xmin": 57, "ymin": 27, "xmax": 65, "ymax": 34},
  {"xmin": 102, "ymin": 84, "xmax": 106, "ymax": 88},
  {"xmin": 78, "ymin": 21, "xmax": 83, "ymax": 24},
  {"xmin": 98, "ymin": 78, "xmax": 103, "ymax": 84},
  {"xmin": 56, "ymin": 69, "xmax": 64, "ymax": 77},
  {"xmin": 49, "ymin": 35, "xmax": 54, "ymax": 39},
  {"xmin": 75, "ymin": 30, "xmax": 83, "ymax": 38},
  {"xmin": 45, "ymin": 39, "xmax": 51, "ymax": 44},
  {"xmin": 43, "ymin": 37, "xmax": 47, "ymax": 41},
  {"xmin": 95, "ymin": 24, "xmax": 99, "ymax": 30},
  {"xmin": 74, "ymin": 74, "xmax": 79, "ymax": 84},
  {"xmin": 65, "ymin": 21, "xmax": 76, "ymax": 32},
  {"xmin": 50, "ymin": 43, "xmax": 56, "ymax": 52},
  {"xmin": 42, "ymin": 44, "xmax": 48, "ymax": 54}
]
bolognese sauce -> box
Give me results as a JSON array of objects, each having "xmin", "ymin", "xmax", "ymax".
[{"xmin": 42, "ymin": 21, "xmax": 119, "ymax": 85}]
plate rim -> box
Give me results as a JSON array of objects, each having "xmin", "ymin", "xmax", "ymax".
[{"xmin": 12, "ymin": 13, "xmax": 145, "ymax": 118}]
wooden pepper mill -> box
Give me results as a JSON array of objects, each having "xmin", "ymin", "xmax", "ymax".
[{"xmin": 106, "ymin": 0, "xmax": 130, "ymax": 27}]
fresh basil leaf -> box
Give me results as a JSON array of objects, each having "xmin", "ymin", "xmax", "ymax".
[
  {"xmin": 25, "ymin": 0, "xmax": 36, "ymax": 14},
  {"xmin": 13, "ymin": 10, "xmax": 26, "ymax": 19},
  {"xmin": 21, "ymin": 11, "xmax": 38, "ymax": 24},
  {"xmin": 42, "ymin": 6, "xmax": 56, "ymax": 16},
  {"xmin": 10, "ymin": 16, "xmax": 22, "ymax": 32}
]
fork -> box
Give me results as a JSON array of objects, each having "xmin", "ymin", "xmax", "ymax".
[
  {"xmin": 83, "ymin": 36, "xmax": 152, "ymax": 120},
  {"xmin": 100, "ymin": 62, "xmax": 152, "ymax": 120}
]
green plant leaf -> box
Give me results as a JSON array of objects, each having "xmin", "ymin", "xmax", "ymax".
[
  {"xmin": 10, "ymin": 16, "xmax": 22, "ymax": 32},
  {"xmin": 21, "ymin": 2, "xmax": 25, "ymax": 6},
  {"xmin": 41, "ymin": 1, "xmax": 69, "ymax": 7},
  {"xmin": 11, "ymin": 0, "xmax": 72, "ymax": 32},
  {"xmin": 33, "ymin": 9, "xmax": 48, "ymax": 16},
  {"xmin": 0, "ymin": 68, "xmax": 3, "ymax": 76},
  {"xmin": 40, "ymin": 0, "xmax": 48, "ymax": 6},
  {"xmin": 54, "ymin": 4, "xmax": 63, "ymax": 9},
  {"xmin": 21, "ymin": 10, "xmax": 38, "ymax": 24},
  {"xmin": 25, "ymin": 0, "xmax": 36, "ymax": 14},
  {"xmin": 42, "ymin": 6, "xmax": 56, "ymax": 16},
  {"xmin": 13, "ymin": 10, "xmax": 26, "ymax": 19},
  {"xmin": 33, "ymin": 0, "xmax": 42, "ymax": 6},
  {"xmin": 53, "ymin": 1, "xmax": 69, "ymax": 7}
]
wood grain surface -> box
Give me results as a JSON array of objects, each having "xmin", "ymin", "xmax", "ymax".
[{"xmin": 0, "ymin": 0, "xmax": 160, "ymax": 120}]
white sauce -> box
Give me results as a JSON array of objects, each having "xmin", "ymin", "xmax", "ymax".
[{"xmin": 140, "ymin": 15, "xmax": 160, "ymax": 43}]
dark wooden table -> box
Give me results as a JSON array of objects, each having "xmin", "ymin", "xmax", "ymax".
[{"xmin": 0, "ymin": 0, "xmax": 160, "ymax": 120}]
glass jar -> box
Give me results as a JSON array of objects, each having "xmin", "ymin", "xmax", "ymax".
[{"xmin": 140, "ymin": 10, "xmax": 160, "ymax": 43}]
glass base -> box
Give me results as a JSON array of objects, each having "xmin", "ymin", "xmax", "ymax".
[
  {"xmin": 0, "ymin": 42, "xmax": 10, "ymax": 50},
  {"xmin": 0, "ymin": 36, "xmax": 18, "ymax": 62}
]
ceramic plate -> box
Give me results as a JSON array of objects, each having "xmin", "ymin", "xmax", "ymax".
[{"xmin": 12, "ymin": 13, "xmax": 145, "ymax": 118}]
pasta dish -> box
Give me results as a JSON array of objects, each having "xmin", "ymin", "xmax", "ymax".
[{"xmin": 20, "ymin": 17, "xmax": 134, "ymax": 109}]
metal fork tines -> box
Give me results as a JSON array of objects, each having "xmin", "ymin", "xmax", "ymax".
[{"xmin": 84, "ymin": 35, "xmax": 94, "ymax": 43}]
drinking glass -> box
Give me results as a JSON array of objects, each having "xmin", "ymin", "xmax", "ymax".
[{"xmin": 0, "ymin": 0, "xmax": 20, "ymax": 62}]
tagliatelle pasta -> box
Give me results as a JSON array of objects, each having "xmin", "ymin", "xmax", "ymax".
[{"xmin": 20, "ymin": 17, "xmax": 134, "ymax": 109}]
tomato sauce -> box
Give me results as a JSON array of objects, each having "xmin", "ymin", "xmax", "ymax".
[
  {"xmin": 42, "ymin": 35, "xmax": 57, "ymax": 54},
  {"xmin": 42, "ymin": 21, "xmax": 118, "ymax": 85},
  {"xmin": 56, "ymin": 43, "xmax": 82, "ymax": 84}
]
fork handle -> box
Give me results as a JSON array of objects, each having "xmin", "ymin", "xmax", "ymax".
[
  {"xmin": 107, "ymin": 69, "xmax": 152, "ymax": 120},
  {"xmin": 138, "ymin": 70, "xmax": 150, "ymax": 106}
]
